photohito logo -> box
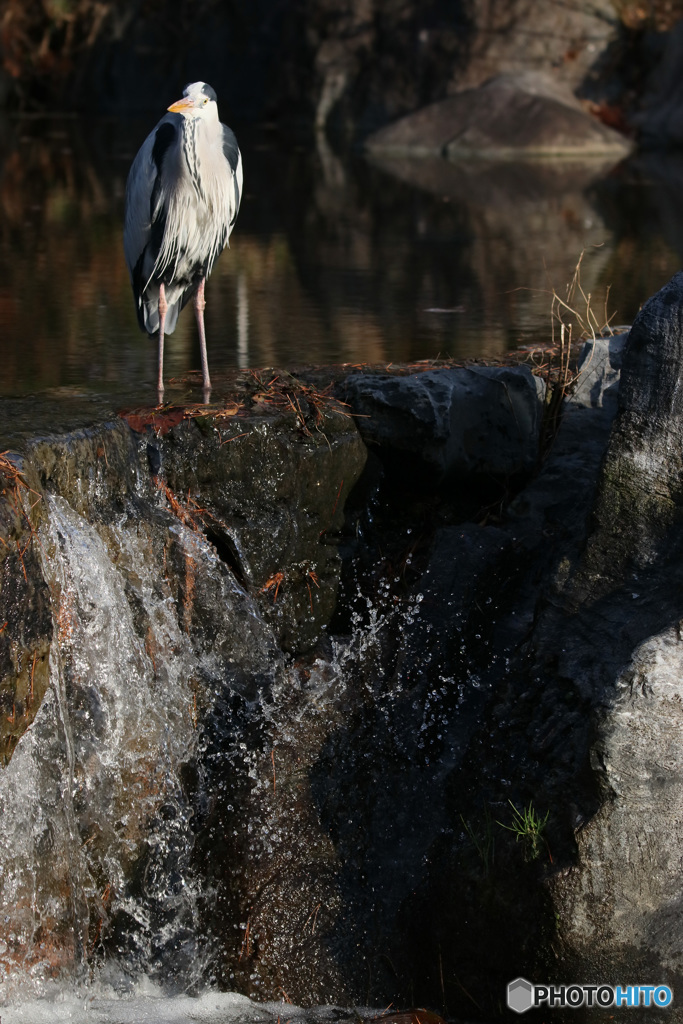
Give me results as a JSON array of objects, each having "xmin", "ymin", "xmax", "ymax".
[{"xmin": 507, "ymin": 977, "xmax": 673, "ymax": 1013}]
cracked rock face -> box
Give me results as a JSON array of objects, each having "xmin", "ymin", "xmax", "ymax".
[{"xmin": 543, "ymin": 276, "xmax": 683, "ymax": 994}]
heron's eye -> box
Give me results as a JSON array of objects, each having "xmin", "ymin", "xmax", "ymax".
[{"xmin": 203, "ymin": 98, "xmax": 209, "ymax": 105}]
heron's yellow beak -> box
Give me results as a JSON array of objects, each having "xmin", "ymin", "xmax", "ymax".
[{"xmin": 167, "ymin": 97, "xmax": 195, "ymax": 113}]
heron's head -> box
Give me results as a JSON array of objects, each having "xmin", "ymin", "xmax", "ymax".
[{"xmin": 167, "ymin": 82, "xmax": 218, "ymax": 120}]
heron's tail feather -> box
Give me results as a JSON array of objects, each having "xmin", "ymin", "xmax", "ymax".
[{"xmin": 141, "ymin": 295, "xmax": 181, "ymax": 336}]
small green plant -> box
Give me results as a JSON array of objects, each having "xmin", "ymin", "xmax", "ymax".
[
  {"xmin": 497, "ymin": 800, "xmax": 549, "ymax": 861},
  {"xmin": 460, "ymin": 805, "xmax": 495, "ymax": 878}
]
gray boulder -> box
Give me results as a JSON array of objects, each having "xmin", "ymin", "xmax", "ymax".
[
  {"xmin": 555, "ymin": 625, "xmax": 683, "ymax": 985},
  {"xmin": 365, "ymin": 71, "xmax": 633, "ymax": 159},
  {"xmin": 570, "ymin": 331, "xmax": 627, "ymax": 413}
]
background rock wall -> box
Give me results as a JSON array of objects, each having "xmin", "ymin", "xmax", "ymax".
[{"xmin": 0, "ymin": 0, "xmax": 674, "ymax": 143}]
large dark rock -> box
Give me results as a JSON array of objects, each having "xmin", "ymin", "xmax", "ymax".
[
  {"xmin": 576, "ymin": 272, "xmax": 683, "ymax": 591},
  {"xmin": 365, "ymin": 71, "xmax": 633, "ymax": 159},
  {"xmin": 342, "ymin": 363, "xmax": 545, "ymax": 478}
]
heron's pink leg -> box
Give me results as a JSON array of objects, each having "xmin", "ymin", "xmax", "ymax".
[
  {"xmin": 194, "ymin": 278, "xmax": 212, "ymax": 400},
  {"xmin": 157, "ymin": 282, "xmax": 167, "ymax": 402}
]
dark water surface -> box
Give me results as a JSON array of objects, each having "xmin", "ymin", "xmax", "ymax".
[{"xmin": 0, "ymin": 113, "xmax": 680, "ymax": 402}]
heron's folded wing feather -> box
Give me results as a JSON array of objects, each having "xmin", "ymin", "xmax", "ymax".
[
  {"xmin": 221, "ymin": 124, "xmax": 240, "ymax": 175},
  {"xmin": 124, "ymin": 117, "xmax": 180, "ymax": 286},
  {"xmin": 123, "ymin": 130, "xmax": 157, "ymax": 279},
  {"xmin": 222, "ymin": 125, "xmax": 243, "ymax": 227}
]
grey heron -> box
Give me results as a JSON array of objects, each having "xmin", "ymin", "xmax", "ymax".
[{"xmin": 124, "ymin": 81, "xmax": 243, "ymax": 400}]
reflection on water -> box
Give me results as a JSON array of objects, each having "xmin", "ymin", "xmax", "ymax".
[{"xmin": 0, "ymin": 114, "xmax": 680, "ymax": 399}]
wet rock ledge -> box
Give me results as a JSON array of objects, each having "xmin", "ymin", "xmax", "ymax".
[{"xmin": 0, "ymin": 286, "xmax": 682, "ymax": 1019}]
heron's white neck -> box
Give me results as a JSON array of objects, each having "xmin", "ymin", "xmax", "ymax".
[{"xmin": 180, "ymin": 111, "xmax": 218, "ymax": 194}]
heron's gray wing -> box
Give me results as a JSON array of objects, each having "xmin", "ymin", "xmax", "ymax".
[
  {"xmin": 123, "ymin": 115, "xmax": 179, "ymax": 284},
  {"xmin": 221, "ymin": 124, "xmax": 240, "ymax": 174},
  {"xmin": 222, "ymin": 125, "xmax": 243, "ymax": 226},
  {"xmin": 123, "ymin": 130, "xmax": 156, "ymax": 279}
]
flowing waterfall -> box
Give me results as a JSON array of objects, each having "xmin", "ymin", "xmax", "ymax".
[
  {"xmin": 0, "ymin": 485, "xmax": 380, "ymax": 1019},
  {"xmin": 0, "ymin": 491, "xmax": 285, "ymax": 1002}
]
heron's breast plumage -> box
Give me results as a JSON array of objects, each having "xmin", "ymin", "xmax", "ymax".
[{"xmin": 153, "ymin": 118, "xmax": 236, "ymax": 289}]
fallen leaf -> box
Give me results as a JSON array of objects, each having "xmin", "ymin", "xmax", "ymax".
[{"xmin": 121, "ymin": 407, "xmax": 186, "ymax": 434}]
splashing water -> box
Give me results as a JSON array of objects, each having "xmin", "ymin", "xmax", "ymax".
[
  {"xmin": 1, "ymin": 984, "xmax": 371, "ymax": 1024},
  {"xmin": 0, "ymin": 488, "xmax": 395, "ymax": 1015}
]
